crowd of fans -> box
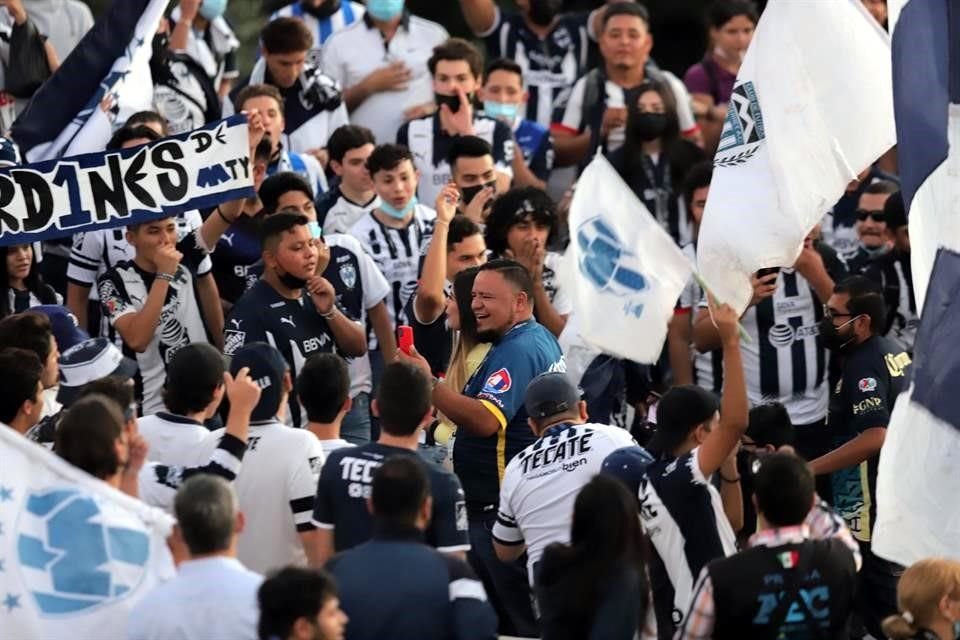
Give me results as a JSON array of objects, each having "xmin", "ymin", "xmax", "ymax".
[{"xmin": 0, "ymin": 0, "xmax": 953, "ymax": 639}]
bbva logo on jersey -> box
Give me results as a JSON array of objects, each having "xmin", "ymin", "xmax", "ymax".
[
  {"xmin": 576, "ymin": 217, "xmax": 648, "ymax": 318},
  {"xmin": 16, "ymin": 488, "xmax": 150, "ymax": 616}
]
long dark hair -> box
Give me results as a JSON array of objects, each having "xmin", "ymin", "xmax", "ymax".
[
  {"xmin": 538, "ymin": 474, "xmax": 651, "ymax": 638},
  {"xmin": 622, "ymin": 79, "xmax": 681, "ymax": 175},
  {"xmin": 0, "ymin": 244, "xmax": 56, "ymax": 319}
]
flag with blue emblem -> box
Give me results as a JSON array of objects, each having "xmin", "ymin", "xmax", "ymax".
[
  {"xmin": 873, "ymin": 0, "xmax": 960, "ymax": 566},
  {"xmin": 0, "ymin": 426, "xmax": 175, "ymax": 636},
  {"xmin": 566, "ymin": 153, "xmax": 693, "ymax": 364},
  {"xmin": 10, "ymin": 0, "xmax": 168, "ymax": 163},
  {"xmin": 696, "ymin": 0, "xmax": 895, "ymax": 314}
]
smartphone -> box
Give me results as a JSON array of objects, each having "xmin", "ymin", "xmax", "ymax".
[
  {"xmin": 397, "ymin": 325, "xmax": 414, "ymax": 354},
  {"xmin": 756, "ymin": 267, "xmax": 781, "ymax": 279}
]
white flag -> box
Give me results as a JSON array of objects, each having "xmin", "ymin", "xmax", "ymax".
[
  {"xmin": 697, "ymin": 0, "xmax": 895, "ymax": 314},
  {"xmin": 0, "ymin": 427, "xmax": 175, "ymax": 638},
  {"xmin": 567, "ymin": 154, "xmax": 693, "ymax": 364}
]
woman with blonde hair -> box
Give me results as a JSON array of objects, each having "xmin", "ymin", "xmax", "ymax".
[{"xmin": 882, "ymin": 558, "xmax": 960, "ymax": 640}]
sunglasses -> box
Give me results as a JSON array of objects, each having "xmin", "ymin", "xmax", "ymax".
[{"xmin": 856, "ymin": 209, "xmax": 885, "ymax": 223}]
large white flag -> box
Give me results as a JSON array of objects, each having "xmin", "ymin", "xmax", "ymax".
[
  {"xmin": 0, "ymin": 426, "xmax": 175, "ymax": 637},
  {"xmin": 566, "ymin": 154, "xmax": 693, "ymax": 364},
  {"xmin": 697, "ymin": 0, "xmax": 895, "ymax": 314}
]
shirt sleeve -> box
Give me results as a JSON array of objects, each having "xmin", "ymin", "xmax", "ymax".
[
  {"xmin": 66, "ymin": 230, "xmax": 105, "ymax": 286},
  {"xmin": 180, "ymin": 210, "xmax": 213, "ymax": 275},
  {"xmin": 805, "ymin": 497, "xmax": 863, "ymax": 571},
  {"xmin": 529, "ymin": 131, "xmax": 554, "ymax": 181},
  {"xmin": 445, "ymin": 556, "xmax": 499, "ymax": 640},
  {"xmin": 224, "ymin": 303, "xmax": 268, "ymax": 356},
  {"xmin": 289, "ymin": 435, "xmax": 325, "ymax": 532},
  {"xmin": 97, "ymin": 269, "xmax": 137, "ymax": 324},
  {"xmin": 843, "ymin": 356, "xmax": 893, "ymax": 434},
  {"xmin": 663, "ymin": 71, "xmax": 699, "ymax": 135},
  {"xmin": 554, "ymin": 75, "xmax": 588, "ymax": 135},
  {"xmin": 491, "ymin": 120, "xmax": 515, "ymax": 178},
  {"xmin": 357, "ymin": 247, "xmax": 391, "ymax": 309},
  {"xmin": 320, "ymin": 37, "xmax": 346, "ymax": 87},
  {"xmin": 431, "ymin": 470, "xmax": 471, "ymax": 552},
  {"xmin": 477, "ymin": 3, "xmax": 505, "ymax": 39},
  {"xmin": 470, "ymin": 349, "xmax": 536, "ymax": 429},
  {"xmin": 683, "ymin": 63, "xmax": 712, "ymax": 96},
  {"xmin": 175, "ymin": 228, "xmax": 210, "ymax": 274},
  {"xmin": 311, "ymin": 450, "xmax": 340, "ymax": 529}
]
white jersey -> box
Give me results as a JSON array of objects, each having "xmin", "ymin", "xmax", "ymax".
[
  {"xmin": 138, "ymin": 412, "xmax": 211, "ymax": 467},
  {"xmin": 317, "ymin": 185, "xmax": 380, "ymax": 236},
  {"xmin": 492, "ymin": 422, "xmax": 636, "ymax": 583},
  {"xmin": 678, "ymin": 243, "xmax": 723, "ymax": 395},
  {"xmin": 319, "ymin": 438, "xmax": 353, "ymax": 457},
  {"xmin": 541, "ymin": 251, "xmax": 573, "ymax": 316},
  {"xmin": 192, "ymin": 421, "xmax": 324, "ymax": 574}
]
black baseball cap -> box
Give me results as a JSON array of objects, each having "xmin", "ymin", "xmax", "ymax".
[
  {"xmin": 229, "ymin": 342, "xmax": 289, "ymax": 422},
  {"xmin": 647, "ymin": 385, "xmax": 720, "ymax": 457},
  {"xmin": 57, "ymin": 337, "xmax": 138, "ymax": 407},
  {"xmin": 524, "ymin": 372, "xmax": 581, "ymax": 420}
]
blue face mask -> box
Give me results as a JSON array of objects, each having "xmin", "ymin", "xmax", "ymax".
[
  {"xmin": 484, "ymin": 100, "xmax": 520, "ymax": 124},
  {"xmin": 380, "ymin": 196, "xmax": 418, "ymax": 220},
  {"xmin": 307, "ymin": 221, "xmax": 322, "ymax": 239},
  {"xmin": 366, "ymin": 0, "xmax": 404, "ymax": 21},
  {"xmin": 199, "ymin": 0, "xmax": 228, "ymax": 20}
]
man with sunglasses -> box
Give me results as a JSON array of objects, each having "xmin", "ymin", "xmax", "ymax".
[
  {"xmin": 846, "ymin": 180, "xmax": 898, "ymax": 274},
  {"xmin": 809, "ymin": 275, "xmax": 911, "ymax": 640}
]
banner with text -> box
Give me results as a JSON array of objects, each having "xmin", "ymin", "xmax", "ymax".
[{"xmin": 0, "ymin": 115, "xmax": 253, "ymax": 246}]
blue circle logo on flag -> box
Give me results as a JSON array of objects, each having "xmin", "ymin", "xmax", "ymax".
[
  {"xmin": 715, "ymin": 80, "xmax": 766, "ymax": 168},
  {"xmin": 576, "ymin": 217, "xmax": 647, "ymax": 297},
  {"xmin": 16, "ymin": 488, "xmax": 150, "ymax": 616}
]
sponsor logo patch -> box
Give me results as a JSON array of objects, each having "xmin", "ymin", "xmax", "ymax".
[
  {"xmin": 858, "ymin": 377, "xmax": 877, "ymax": 392},
  {"xmin": 482, "ymin": 368, "xmax": 512, "ymax": 394}
]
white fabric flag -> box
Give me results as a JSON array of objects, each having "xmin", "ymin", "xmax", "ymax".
[
  {"xmin": 0, "ymin": 426, "xmax": 175, "ymax": 637},
  {"xmin": 26, "ymin": 0, "xmax": 167, "ymax": 162},
  {"xmin": 566, "ymin": 153, "xmax": 693, "ymax": 364},
  {"xmin": 697, "ymin": 0, "xmax": 895, "ymax": 314}
]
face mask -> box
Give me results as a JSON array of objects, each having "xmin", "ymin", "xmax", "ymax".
[
  {"xmin": 300, "ymin": 0, "xmax": 341, "ymax": 19},
  {"xmin": 483, "ymin": 100, "xmax": 520, "ymax": 124},
  {"xmin": 198, "ymin": 0, "xmax": 228, "ymax": 21},
  {"xmin": 818, "ymin": 316, "xmax": 858, "ymax": 352},
  {"xmin": 527, "ymin": 0, "xmax": 562, "ymax": 26},
  {"xmin": 436, "ymin": 92, "xmax": 473, "ymax": 113},
  {"xmin": 366, "ymin": 0, "xmax": 404, "ymax": 22},
  {"xmin": 460, "ymin": 180, "xmax": 496, "ymax": 206},
  {"xmin": 380, "ymin": 196, "xmax": 418, "ymax": 219},
  {"xmin": 630, "ymin": 112, "xmax": 668, "ymax": 142},
  {"xmin": 277, "ymin": 269, "xmax": 308, "ymax": 290},
  {"xmin": 307, "ymin": 221, "xmax": 322, "ymax": 239}
]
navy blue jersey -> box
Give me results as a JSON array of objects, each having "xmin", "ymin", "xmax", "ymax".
[
  {"xmin": 211, "ymin": 215, "xmax": 262, "ymax": 304},
  {"xmin": 514, "ymin": 118, "xmax": 554, "ymax": 181},
  {"xmin": 313, "ymin": 443, "xmax": 470, "ymax": 553},
  {"xmin": 481, "ymin": 8, "xmax": 592, "ymax": 126},
  {"xmin": 455, "ymin": 320, "xmax": 565, "ymax": 508}
]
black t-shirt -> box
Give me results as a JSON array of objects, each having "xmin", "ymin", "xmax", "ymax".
[
  {"xmin": 404, "ymin": 283, "xmax": 454, "ymax": 377},
  {"xmin": 828, "ymin": 335, "xmax": 911, "ymax": 544},
  {"xmin": 313, "ymin": 443, "xmax": 470, "ymax": 553}
]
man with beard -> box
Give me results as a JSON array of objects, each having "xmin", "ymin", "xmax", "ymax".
[
  {"xmin": 846, "ymin": 180, "xmax": 899, "ymax": 274},
  {"xmin": 809, "ymin": 275, "xmax": 911, "ymax": 640},
  {"xmin": 399, "ymin": 258, "xmax": 564, "ymax": 638},
  {"xmin": 269, "ymin": 0, "xmax": 365, "ymax": 65}
]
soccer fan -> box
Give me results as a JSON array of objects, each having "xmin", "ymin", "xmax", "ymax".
[
  {"xmin": 676, "ymin": 453, "xmax": 858, "ymax": 639},
  {"xmin": 312, "ymin": 362, "xmax": 469, "ymax": 562},
  {"xmin": 327, "ymin": 456, "xmax": 497, "ymax": 640},
  {"xmin": 846, "ymin": 180, "xmax": 898, "ymax": 274},
  {"xmin": 397, "ymin": 38, "xmax": 513, "ymax": 204},
  {"xmin": 137, "ymin": 343, "xmax": 226, "ymax": 466},
  {"xmin": 225, "ymin": 211, "xmax": 367, "ymax": 428},
  {"xmin": 192, "ymin": 342, "xmax": 326, "ymax": 574},
  {"xmin": 233, "ymin": 84, "xmax": 328, "ymax": 198},
  {"xmin": 399, "ymin": 258, "xmax": 564, "ymax": 638},
  {"xmin": 230, "ymin": 17, "xmax": 348, "ymax": 160},
  {"xmin": 445, "ymin": 136, "xmax": 500, "ymax": 225},
  {"xmin": 0, "ymin": 311, "xmax": 60, "ymax": 418},
  {"xmin": 809, "ymin": 276, "xmax": 912, "ymax": 638},
  {"xmin": 492, "ymin": 372, "xmax": 637, "ymax": 587},
  {"xmin": 298, "ymin": 353, "xmax": 354, "ymax": 455},
  {"xmin": 169, "ymin": 0, "xmax": 240, "ymax": 97},
  {"xmin": 257, "ymin": 568, "xmax": 348, "ymax": 640},
  {"xmin": 0, "ymin": 243, "xmax": 58, "ymax": 318},
  {"xmin": 321, "ymin": 0, "xmax": 449, "ymax": 146},
  {"xmin": 484, "ymin": 187, "xmax": 570, "ymax": 337},
  {"xmin": 480, "ymin": 58, "xmax": 554, "ymax": 189},
  {"xmin": 639, "ymin": 297, "xmax": 747, "ymax": 639},
  {"xmin": 553, "ymin": 3, "xmax": 699, "ymax": 168},
  {"xmin": 882, "ymin": 559, "xmax": 960, "ymax": 640},
  {"xmin": 0, "ymin": 347, "xmax": 44, "ymax": 436},
  {"xmin": 128, "ymin": 476, "xmax": 263, "ymax": 640},
  {"xmin": 269, "ymin": 0, "xmax": 365, "ymax": 61},
  {"xmin": 317, "ymin": 125, "xmax": 379, "ymax": 235}
]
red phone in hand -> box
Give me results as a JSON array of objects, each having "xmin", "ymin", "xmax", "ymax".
[{"xmin": 398, "ymin": 325, "xmax": 414, "ymax": 354}]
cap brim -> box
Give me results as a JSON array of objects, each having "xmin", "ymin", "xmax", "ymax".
[
  {"xmin": 110, "ymin": 356, "xmax": 139, "ymax": 382},
  {"xmin": 56, "ymin": 356, "xmax": 139, "ymax": 408}
]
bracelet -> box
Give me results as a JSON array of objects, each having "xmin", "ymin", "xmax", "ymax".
[
  {"xmin": 216, "ymin": 206, "xmax": 235, "ymax": 225},
  {"xmin": 720, "ymin": 473, "xmax": 741, "ymax": 483},
  {"xmin": 431, "ymin": 376, "xmax": 442, "ymax": 390},
  {"xmin": 155, "ymin": 272, "xmax": 176, "ymax": 283},
  {"xmin": 320, "ymin": 307, "xmax": 337, "ymax": 320}
]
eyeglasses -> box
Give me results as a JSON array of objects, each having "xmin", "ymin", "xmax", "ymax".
[
  {"xmin": 823, "ymin": 305, "xmax": 853, "ymax": 321},
  {"xmin": 856, "ymin": 209, "xmax": 885, "ymax": 223}
]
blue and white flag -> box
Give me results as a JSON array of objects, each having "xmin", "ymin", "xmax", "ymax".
[
  {"xmin": 11, "ymin": 0, "xmax": 168, "ymax": 163},
  {"xmin": 0, "ymin": 426, "xmax": 175, "ymax": 637},
  {"xmin": 697, "ymin": 0, "xmax": 895, "ymax": 314},
  {"xmin": 0, "ymin": 116, "xmax": 254, "ymax": 246},
  {"xmin": 873, "ymin": 0, "xmax": 960, "ymax": 565},
  {"xmin": 566, "ymin": 153, "xmax": 693, "ymax": 364}
]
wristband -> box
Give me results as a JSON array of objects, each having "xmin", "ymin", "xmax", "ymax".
[
  {"xmin": 320, "ymin": 307, "xmax": 337, "ymax": 320},
  {"xmin": 720, "ymin": 473, "xmax": 741, "ymax": 483},
  {"xmin": 155, "ymin": 272, "xmax": 176, "ymax": 283},
  {"xmin": 216, "ymin": 206, "xmax": 236, "ymax": 225}
]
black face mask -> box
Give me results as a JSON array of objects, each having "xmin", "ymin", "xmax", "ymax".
[
  {"xmin": 630, "ymin": 112, "xmax": 668, "ymax": 142},
  {"xmin": 527, "ymin": 0, "xmax": 562, "ymax": 26},
  {"xmin": 435, "ymin": 92, "xmax": 473, "ymax": 113},
  {"xmin": 818, "ymin": 316, "xmax": 858, "ymax": 352},
  {"xmin": 460, "ymin": 180, "xmax": 496, "ymax": 206},
  {"xmin": 276, "ymin": 261, "xmax": 308, "ymax": 290},
  {"xmin": 300, "ymin": 0, "xmax": 341, "ymax": 19}
]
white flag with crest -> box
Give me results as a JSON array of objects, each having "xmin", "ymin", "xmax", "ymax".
[{"xmin": 566, "ymin": 153, "xmax": 693, "ymax": 364}]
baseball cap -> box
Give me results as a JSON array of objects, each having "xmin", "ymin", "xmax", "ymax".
[
  {"xmin": 57, "ymin": 337, "xmax": 138, "ymax": 407},
  {"xmin": 883, "ymin": 190, "xmax": 906, "ymax": 230},
  {"xmin": 601, "ymin": 446, "xmax": 655, "ymax": 497},
  {"xmin": 524, "ymin": 372, "xmax": 581, "ymax": 420},
  {"xmin": 647, "ymin": 385, "xmax": 720, "ymax": 457},
  {"xmin": 165, "ymin": 343, "xmax": 227, "ymax": 393},
  {"xmin": 33, "ymin": 305, "xmax": 89, "ymax": 353},
  {"xmin": 228, "ymin": 342, "xmax": 289, "ymax": 422},
  {"xmin": 0, "ymin": 137, "xmax": 21, "ymax": 168}
]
